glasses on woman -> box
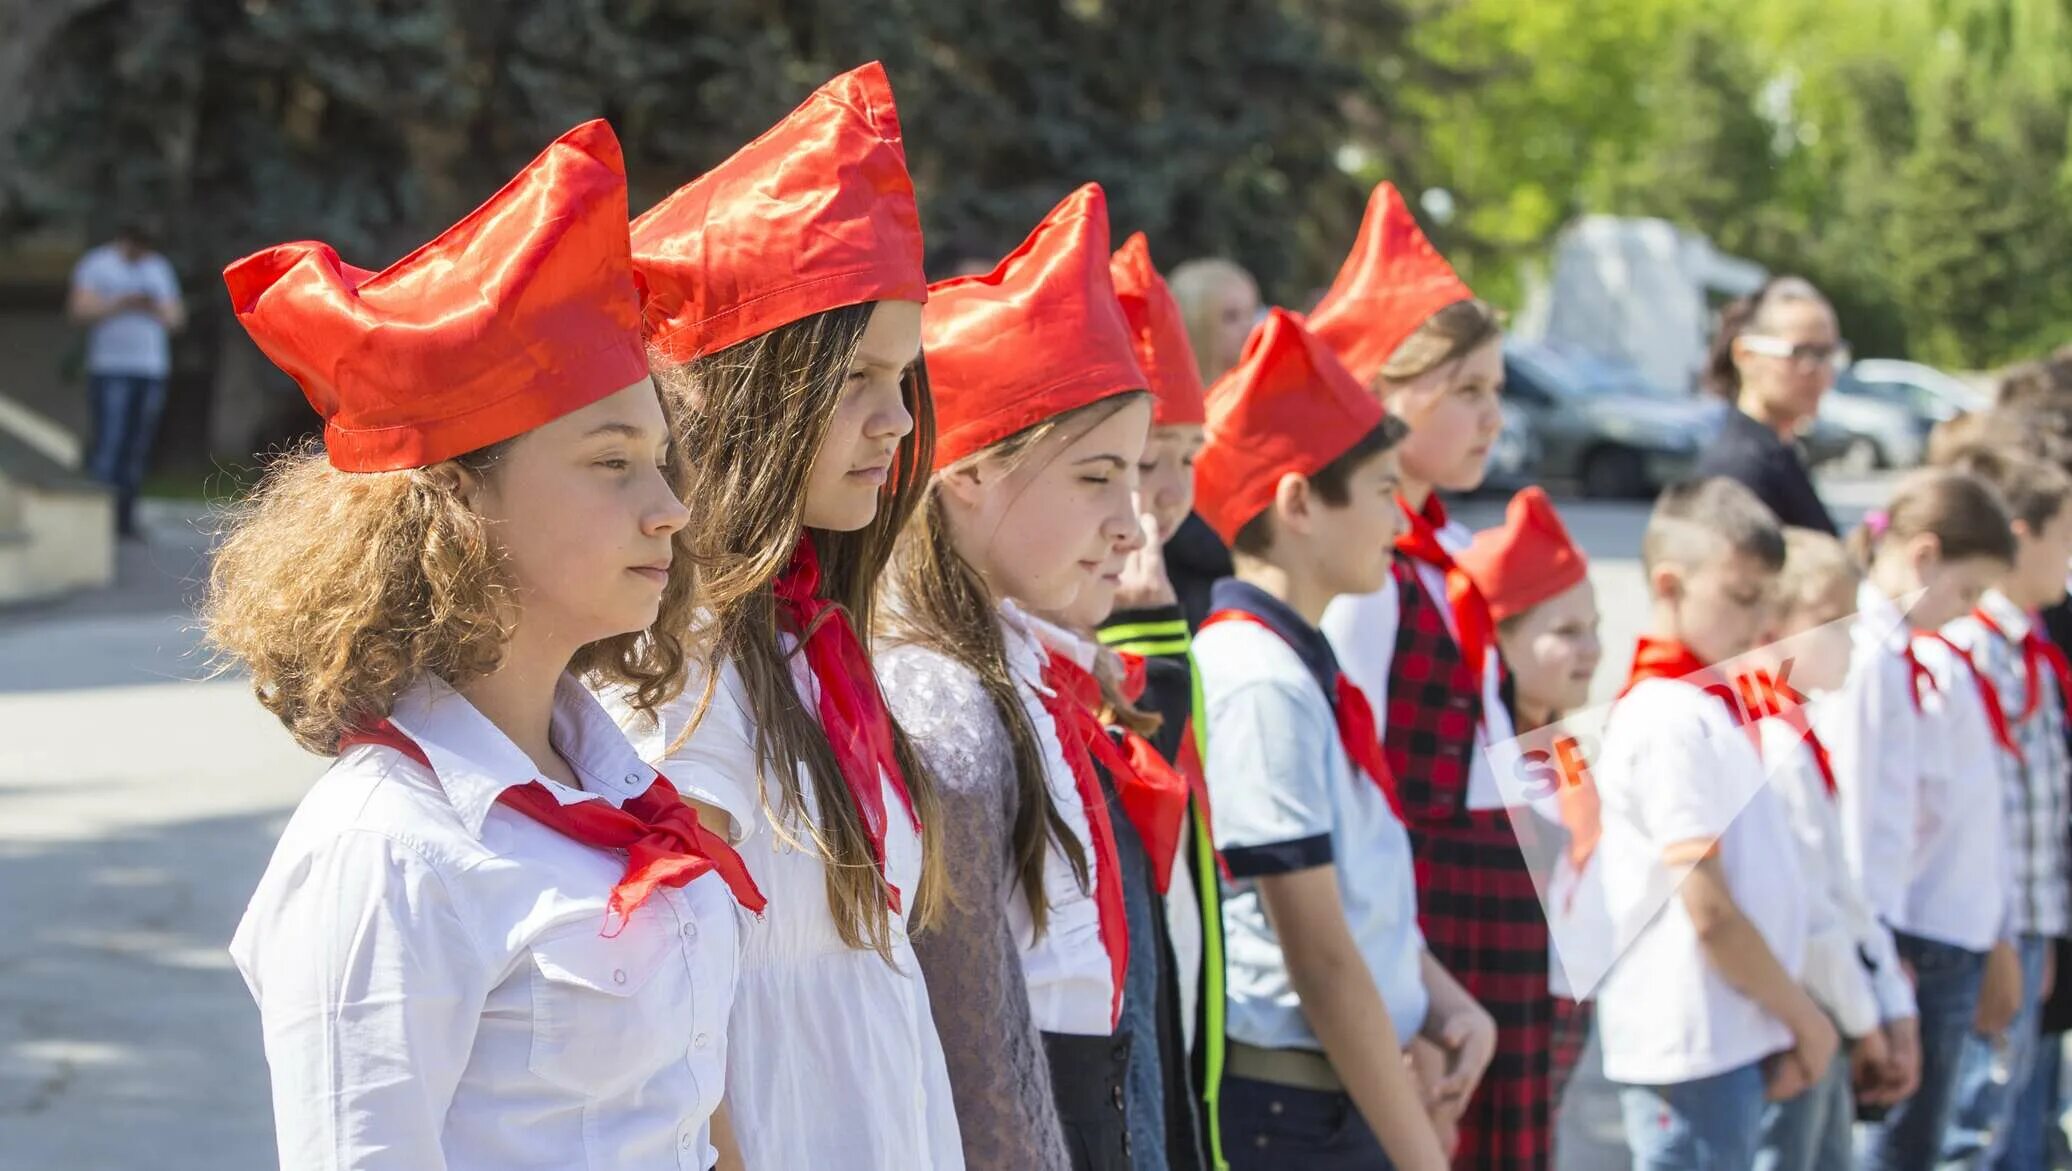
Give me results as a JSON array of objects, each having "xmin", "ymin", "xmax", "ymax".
[{"xmin": 1740, "ymin": 334, "xmax": 1851, "ymax": 372}]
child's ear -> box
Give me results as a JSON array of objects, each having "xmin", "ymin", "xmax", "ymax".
[
  {"xmin": 936, "ymin": 460, "xmax": 989, "ymax": 510},
  {"xmin": 1904, "ymin": 532, "xmax": 1944, "ymax": 577},
  {"xmin": 1270, "ymin": 471, "xmax": 1313, "ymax": 534},
  {"xmin": 1649, "ymin": 562, "xmax": 1684, "ymax": 605}
]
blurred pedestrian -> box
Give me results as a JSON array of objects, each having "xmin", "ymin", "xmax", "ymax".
[
  {"xmin": 1694, "ymin": 276, "xmax": 1844, "ymax": 536},
  {"xmin": 1169, "ymin": 257, "xmax": 1260, "ymax": 384},
  {"xmin": 67, "ymin": 219, "xmax": 184, "ymax": 538}
]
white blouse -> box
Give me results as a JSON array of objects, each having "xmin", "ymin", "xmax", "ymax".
[
  {"xmin": 230, "ymin": 674, "xmax": 741, "ymax": 1171},
  {"xmin": 1824, "ymin": 582, "xmax": 2010, "ymax": 951},
  {"xmin": 996, "ymin": 600, "xmax": 1116, "ymax": 1035},
  {"xmin": 610, "ymin": 642, "xmax": 965, "ymax": 1171}
]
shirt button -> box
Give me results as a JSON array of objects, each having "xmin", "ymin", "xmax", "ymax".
[
  {"xmin": 679, "ymin": 1131, "xmax": 696, "ymax": 1150},
  {"xmin": 612, "ymin": 969, "xmax": 628, "ymax": 985},
  {"xmin": 681, "ymin": 920, "xmax": 698, "ymax": 939},
  {"xmin": 624, "ymin": 772, "xmax": 643, "ymax": 786},
  {"xmin": 694, "ymin": 1032, "xmax": 711, "ymax": 1049}
]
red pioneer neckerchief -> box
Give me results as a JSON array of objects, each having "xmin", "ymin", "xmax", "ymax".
[
  {"xmin": 1617, "ymin": 636, "xmax": 1763, "ymax": 755},
  {"xmin": 1971, "ymin": 604, "xmax": 2072, "ymax": 727},
  {"xmin": 1768, "ymin": 699, "xmax": 1840, "ymax": 798},
  {"xmin": 1033, "ymin": 652, "xmax": 1133, "ymax": 1030},
  {"xmin": 1924, "ymin": 633, "xmax": 2022, "ymax": 762},
  {"xmin": 1049, "ymin": 650, "xmax": 1192, "ymax": 894},
  {"xmin": 772, "ymin": 535, "xmax": 920, "ymax": 912},
  {"xmin": 1394, "ymin": 492, "xmax": 1499, "ymax": 691},
  {"xmin": 339, "ymin": 720, "xmax": 767, "ymax": 930},
  {"xmin": 1199, "ymin": 608, "xmax": 1407, "ymax": 822}
]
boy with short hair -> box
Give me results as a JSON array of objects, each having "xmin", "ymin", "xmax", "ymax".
[
  {"xmin": 1191, "ymin": 309, "xmax": 1493, "ymax": 1171},
  {"xmin": 1592, "ymin": 477, "xmax": 1828, "ymax": 1171}
]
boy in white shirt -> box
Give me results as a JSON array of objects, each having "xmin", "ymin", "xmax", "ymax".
[{"xmin": 1593, "ymin": 478, "xmax": 1830, "ymax": 1171}]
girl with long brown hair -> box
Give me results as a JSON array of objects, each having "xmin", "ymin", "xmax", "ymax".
[
  {"xmin": 877, "ymin": 183, "xmax": 1153, "ymax": 1171},
  {"xmin": 605, "ymin": 64, "xmax": 957, "ymax": 1171},
  {"xmin": 213, "ymin": 121, "xmax": 764, "ymax": 1171}
]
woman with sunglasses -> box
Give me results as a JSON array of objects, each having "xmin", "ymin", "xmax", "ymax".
[{"xmin": 1694, "ymin": 274, "xmax": 1849, "ymax": 534}]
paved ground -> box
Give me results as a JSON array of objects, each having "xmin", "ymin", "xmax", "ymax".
[{"xmin": 0, "ymin": 477, "xmax": 1902, "ymax": 1170}]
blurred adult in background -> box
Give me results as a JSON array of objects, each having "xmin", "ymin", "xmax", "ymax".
[
  {"xmin": 1162, "ymin": 257, "xmax": 1262, "ymax": 626},
  {"xmin": 1169, "ymin": 257, "xmax": 1260, "ymax": 384},
  {"xmin": 68, "ymin": 221, "xmax": 185, "ymax": 538},
  {"xmin": 1693, "ymin": 275, "xmax": 1842, "ymax": 535}
]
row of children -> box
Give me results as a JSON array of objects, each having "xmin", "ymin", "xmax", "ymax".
[{"xmin": 204, "ymin": 53, "xmax": 2072, "ymax": 1171}]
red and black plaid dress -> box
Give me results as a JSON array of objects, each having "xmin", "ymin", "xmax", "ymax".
[{"xmin": 1385, "ymin": 552, "xmax": 1552, "ymax": 1170}]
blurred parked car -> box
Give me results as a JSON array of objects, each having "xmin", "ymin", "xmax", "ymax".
[
  {"xmin": 1817, "ymin": 387, "xmax": 1924, "ymax": 471},
  {"xmin": 1476, "ymin": 399, "xmax": 1539, "ymax": 494},
  {"xmin": 1818, "ymin": 359, "xmax": 1989, "ymax": 470},
  {"xmin": 1502, "ymin": 343, "xmax": 1713, "ymax": 497}
]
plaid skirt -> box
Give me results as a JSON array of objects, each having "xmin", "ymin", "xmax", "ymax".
[{"xmin": 1412, "ymin": 814, "xmax": 1552, "ymax": 1171}]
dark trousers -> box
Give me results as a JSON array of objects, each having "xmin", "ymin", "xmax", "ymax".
[
  {"xmin": 1045, "ymin": 1030, "xmax": 1135, "ymax": 1171},
  {"xmin": 1221, "ymin": 1073, "xmax": 1393, "ymax": 1170},
  {"xmin": 86, "ymin": 373, "xmax": 168, "ymax": 534}
]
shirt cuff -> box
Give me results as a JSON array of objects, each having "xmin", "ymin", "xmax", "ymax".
[{"xmin": 1224, "ymin": 834, "xmax": 1332, "ymax": 878}]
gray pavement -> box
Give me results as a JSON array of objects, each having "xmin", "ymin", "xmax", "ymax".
[{"xmin": 0, "ymin": 474, "xmax": 1902, "ymax": 1170}]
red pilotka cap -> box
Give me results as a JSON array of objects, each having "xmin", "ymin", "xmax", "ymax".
[
  {"xmin": 223, "ymin": 120, "xmax": 649, "ymax": 473},
  {"xmin": 632, "ymin": 61, "xmax": 928, "ymax": 364},
  {"xmin": 1109, "ymin": 232, "xmax": 1207, "ymax": 427},
  {"xmin": 1455, "ymin": 486, "xmax": 1590, "ymax": 623},
  {"xmin": 1193, "ymin": 308, "xmax": 1389, "ymax": 547},
  {"xmin": 1305, "ymin": 181, "xmax": 1475, "ymax": 388},
  {"xmin": 923, "ymin": 183, "xmax": 1148, "ymax": 470}
]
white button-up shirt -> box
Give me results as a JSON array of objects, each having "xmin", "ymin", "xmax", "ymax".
[{"xmin": 230, "ymin": 674, "xmax": 742, "ymax": 1171}]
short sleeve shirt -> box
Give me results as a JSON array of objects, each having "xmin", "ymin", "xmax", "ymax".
[
  {"xmin": 1196, "ymin": 580, "xmax": 1429, "ymax": 1050},
  {"xmin": 71, "ymin": 243, "xmax": 179, "ymax": 377}
]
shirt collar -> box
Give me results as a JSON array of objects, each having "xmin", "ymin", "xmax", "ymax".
[
  {"xmin": 1210, "ymin": 577, "xmax": 1344, "ymax": 697},
  {"xmin": 386, "ymin": 674, "xmax": 662, "ymax": 839},
  {"xmin": 996, "ymin": 599, "xmax": 1053, "ymax": 693},
  {"xmin": 1977, "ymin": 589, "xmax": 2033, "ymax": 640},
  {"xmin": 1855, "ymin": 579, "xmax": 1914, "ymax": 654}
]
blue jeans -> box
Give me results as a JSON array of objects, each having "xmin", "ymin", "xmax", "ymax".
[
  {"xmin": 1859, "ymin": 932, "xmax": 1987, "ymax": 1171},
  {"xmin": 1945, "ymin": 935, "xmax": 2051, "ymax": 1169},
  {"xmin": 86, "ymin": 372, "xmax": 167, "ymax": 533},
  {"xmin": 1756, "ymin": 1045, "xmax": 1852, "ymax": 1171},
  {"xmin": 1222, "ymin": 1075, "xmax": 1392, "ymax": 1170},
  {"xmin": 1618, "ymin": 1061, "xmax": 1767, "ymax": 1171}
]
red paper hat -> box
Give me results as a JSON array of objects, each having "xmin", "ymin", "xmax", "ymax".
[
  {"xmin": 1110, "ymin": 233, "xmax": 1206, "ymax": 427},
  {"xmin": 224, "ymin": 120, "xmax": 647, "ymax": 473},
  {"xmin": 1306, "ymin": 181, "xmax": 1474, "ymax": 387},
  {"xmin": 924, "ymin": 183, "xmax": 1148, "ymax": 470},
  {"xmin": 632, "ymin": 61, "xmax": 927, "ymax": 364},
  {"xmin": 1194, "ymin": 308, "xmax": 1388, "ymax": 546},
  {"xmin": 1456, "ymin": 486, "xmax": 1589, "ymax": 623}
]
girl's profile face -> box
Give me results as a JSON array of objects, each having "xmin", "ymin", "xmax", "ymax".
[
  {"xmin": 942, "ymin": 397, "xmax": 1153, "ymax": 615},
  {"xmin": 801, "ymin": 300, "xmax": 922, "ymax": 533},
  {"xmin": 465, "ymin": 377, "xmax": 690, "ymax": 649},
  {"xmin": 1501, "ymin": 578, "xmax": 1603, "ymax": 719},
  {"xmin": 1383, "ymin": 334, "xmax": 1505, "ymax": 494}
]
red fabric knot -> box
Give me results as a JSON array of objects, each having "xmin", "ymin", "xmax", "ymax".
[
  {"xmin": 339, "ymin": 720, "xmax": 767, "ymax": 929},
  {"xmin": 1926, "ymin": 634, "xmax": 2022, "ymax": 763},
  {"xmin": 1898, "ymin": 640, "xmax": 1937, "ymax": 713},
  {"xmin": 1394, "ymin": 493, "xmax": 1500, "ymax": 692},
  {"xmin": 1034, "ymin": 652, "xmax": 1134, "ymax": 1030},
  {"xmin": 1618, "ymin": 636, "xmax": 1763, "ymax": 755},
  {"xmin": 1973, "ymin": 605, "xmax": 2072, "ymax": 727},
  {"xmin": 772, "ymin": 535, "xmax": 919, "ymax": 914}
]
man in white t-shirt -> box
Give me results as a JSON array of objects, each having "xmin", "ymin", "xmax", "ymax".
[{"xmin": 68, "ymin": 222, "xmax": 184, "ymax": 537}]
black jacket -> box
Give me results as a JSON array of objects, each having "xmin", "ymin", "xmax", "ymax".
[{"xmin": 1692, "ymin": 407, "xmax": 1838, "ymax": 534}]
